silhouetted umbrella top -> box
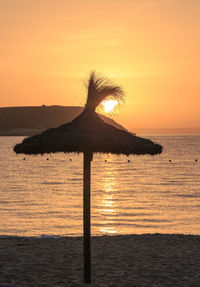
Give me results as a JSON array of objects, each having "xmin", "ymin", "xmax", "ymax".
[
  {"xmin": 14, "ymin": 73, "xmax": 162, "ymax": 156},
  {"xmin": 14, "ymin": 108, "xmax": 162, "ymax": 155},
  {"xmin": 13, "ymin": 72, "xmax": 162, "ymax": 284}
]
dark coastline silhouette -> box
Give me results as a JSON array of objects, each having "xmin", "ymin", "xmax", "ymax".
[{"xmin": 0, "ymin": 105, "xmax": 126, "ymax": 136}]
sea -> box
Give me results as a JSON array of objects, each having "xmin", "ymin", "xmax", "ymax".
[{"xmin": 0, "ymin": 135, "xmax": 200, "ymax": 237}]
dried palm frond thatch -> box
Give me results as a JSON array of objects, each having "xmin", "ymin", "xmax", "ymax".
[
  {"xmin": 14, "ymin": 72, "xmax": 162, "ymax": 156},
  {"xmin": 85, "ymin": 71, "xmax": 125, "ymax": 111}
]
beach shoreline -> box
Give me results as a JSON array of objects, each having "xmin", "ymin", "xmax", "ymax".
[{"xmin": 1, "ymin": 234, "xmax": 200, "ymax": 286}]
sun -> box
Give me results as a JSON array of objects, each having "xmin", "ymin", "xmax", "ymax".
[{"xmin": 102, "ymin": 99, "xmax": 118, "ymax": 113}]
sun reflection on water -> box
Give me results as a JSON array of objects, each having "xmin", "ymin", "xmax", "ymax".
[{"xmin": 97, "ymin": 170, "xmax": 119, "ymax": 235}]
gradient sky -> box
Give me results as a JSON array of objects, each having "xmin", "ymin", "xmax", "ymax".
[{"xmin": 0, "ymin": 0, "xmax": 199, "ymax": 130}]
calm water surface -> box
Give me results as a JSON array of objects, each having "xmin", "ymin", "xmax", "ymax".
[{"xmin": 0, "ymin": 135, "xmax": 200, "ymax": 236}]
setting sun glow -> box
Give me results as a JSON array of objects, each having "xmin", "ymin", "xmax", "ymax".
[
  {"xmin": 0, "ymin": 0, "xmax": 200, "ymax": 132},
  {"xmin": 102, "ymin": 100, "xmax": 118, "ymax": 113}
]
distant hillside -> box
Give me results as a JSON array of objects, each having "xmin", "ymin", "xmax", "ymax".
[{"xmin": 0, "ymin": 106, "xmax": 126, "ymax": 136}]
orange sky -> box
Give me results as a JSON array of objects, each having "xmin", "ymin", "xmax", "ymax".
[{"xmin": 0, "ymin": 0, "xmax": 200, "ymax": 130}]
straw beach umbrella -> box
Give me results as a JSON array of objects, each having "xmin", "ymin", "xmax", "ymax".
[{"xmin": 14, "ymin": 72, "xmax": 162, "ymax": 284}]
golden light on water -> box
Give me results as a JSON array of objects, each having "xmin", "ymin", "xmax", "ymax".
[
  {"xmin": 102, "ymin": 100, "xmax": 118, "ymax": 113},
  {"xmin": 98, "ymin": 169, "xmax": 118, "ymax": 234}
]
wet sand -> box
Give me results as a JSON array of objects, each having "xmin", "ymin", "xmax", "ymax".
[{"xmin": 0, "ymin": 234, "xmax": 200, "ymax": 287}]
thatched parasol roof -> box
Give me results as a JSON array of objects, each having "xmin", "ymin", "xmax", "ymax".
[
  {"xmin": 14, "ymin": 72, "xmax": 162, "ymax": 156},
  {"xmin": 14, "ymin": 108, "xmax": 162, "ymax": 155}
]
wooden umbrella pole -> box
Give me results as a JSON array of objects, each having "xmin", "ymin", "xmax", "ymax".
[{"xmin": 83, "ymin": 152, "xmax": 93, "ymax": 284}]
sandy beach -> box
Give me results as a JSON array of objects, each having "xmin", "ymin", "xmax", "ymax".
[{"xmin": 0, "ymin": 234, "xmax": 200, "ymax": 287}]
